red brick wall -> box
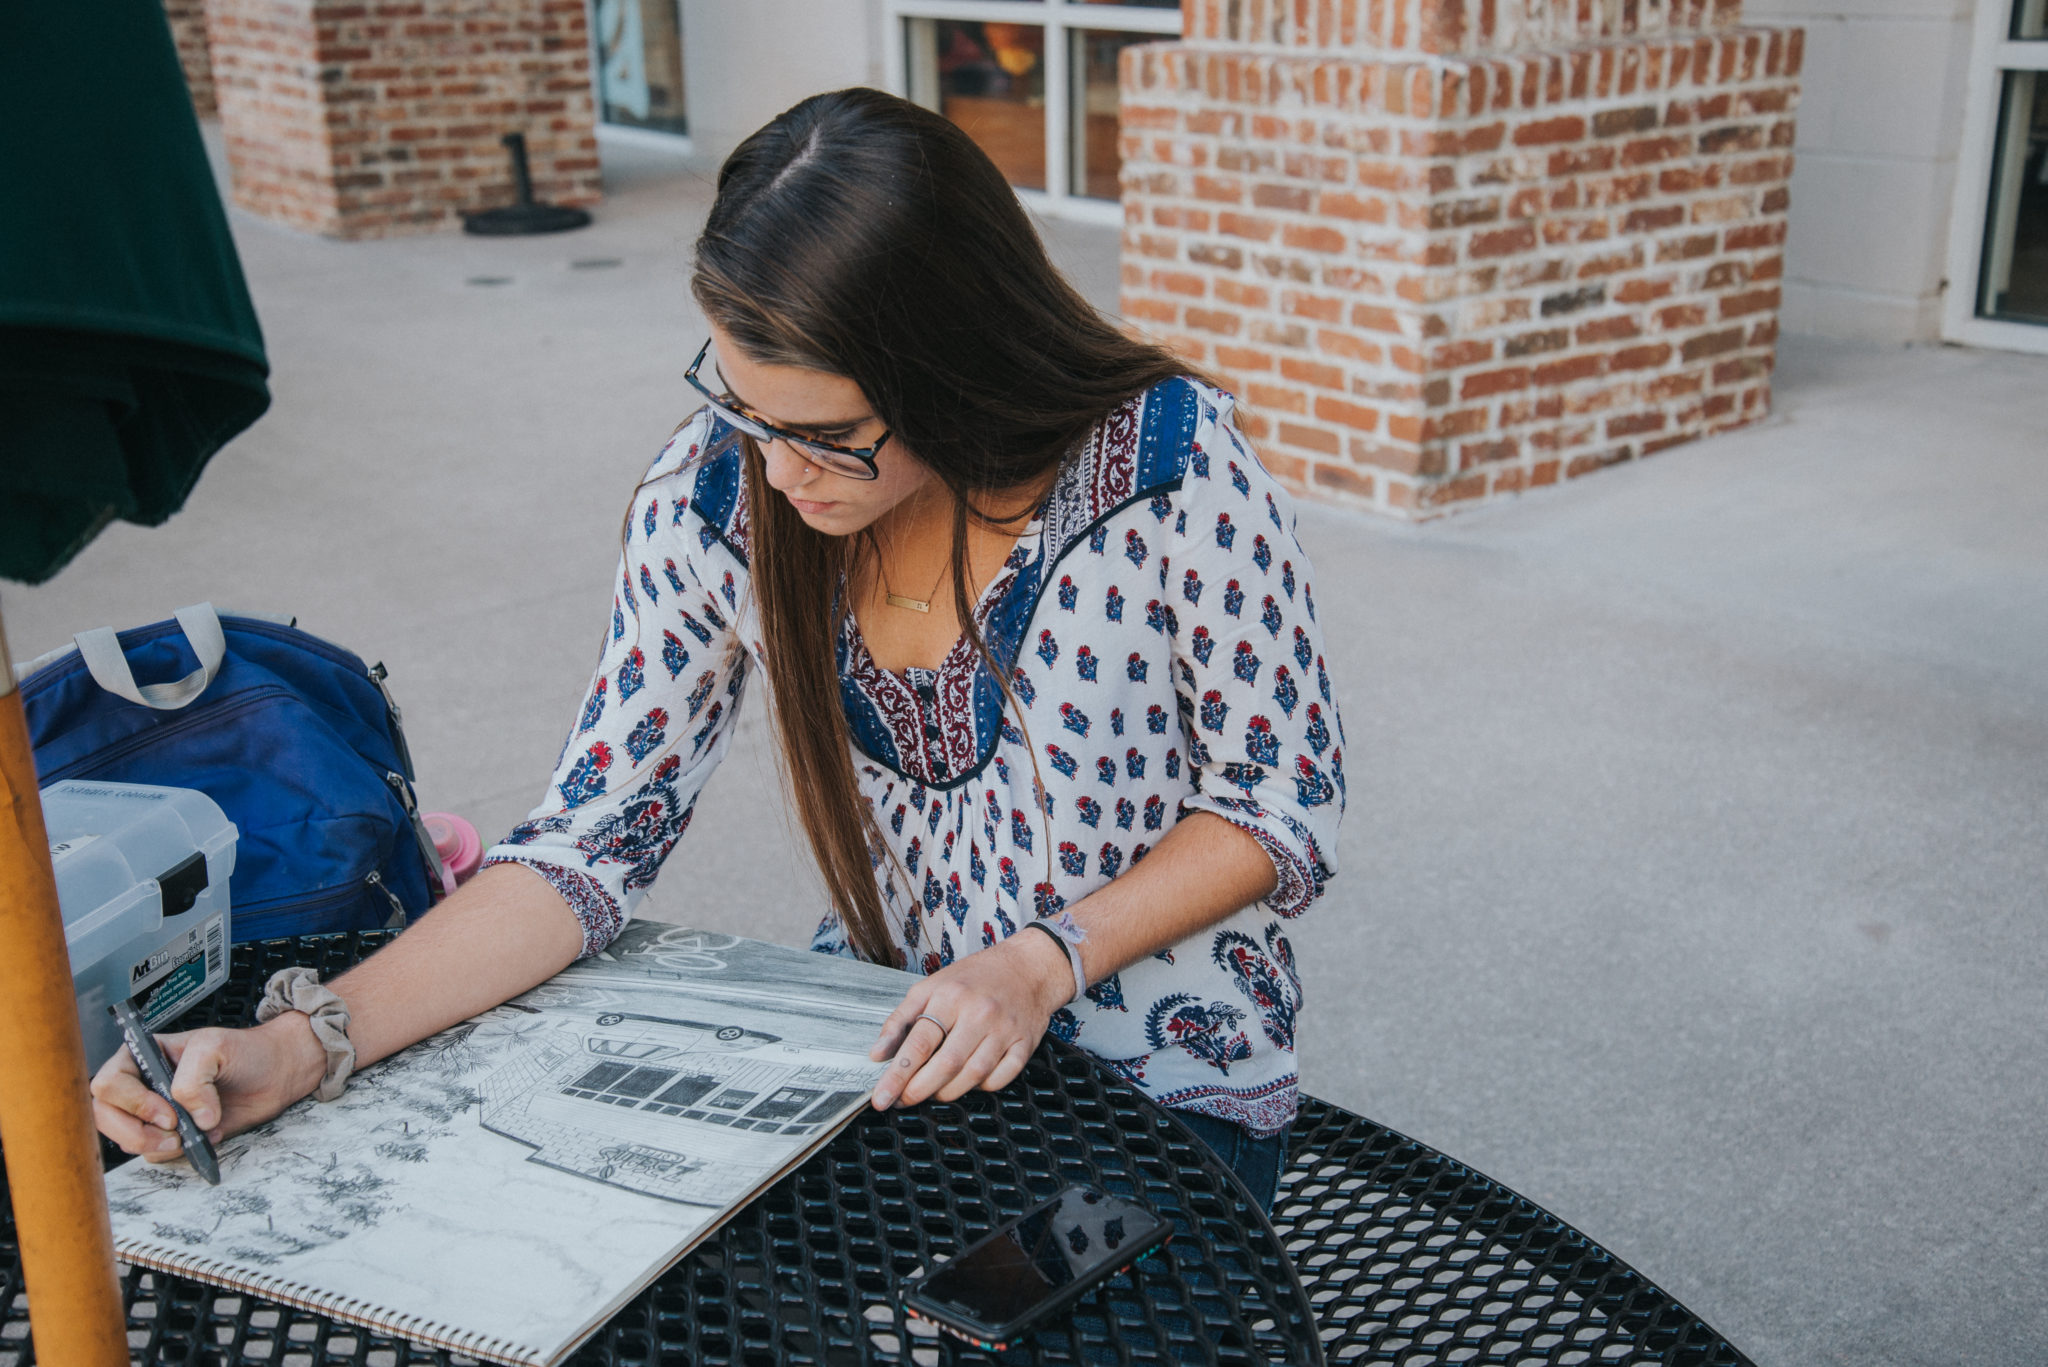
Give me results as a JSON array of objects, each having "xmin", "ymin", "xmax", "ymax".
[
  {"xmin": 1180, "ymin": 0, "xmax": 1746, "ymax": 57},
  {"xmin": 165, "ymin": 0, "xmax": 217, "ymax": 117},
  {"xmin": 1123, "ymin": 5, "xmax": 1800, "ymax": 517},
  {"xmin": 206, "ymin": 0, "xmax": 602, "ymax": 239}
]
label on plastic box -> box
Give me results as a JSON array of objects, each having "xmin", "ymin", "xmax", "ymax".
[
  {"xmin": 48, "ymin": 834, "xmax": 101, "ymax": 860},
  {"xmin": 131, "ymin": 913, "xmax": 226, "ymax": 1027}
]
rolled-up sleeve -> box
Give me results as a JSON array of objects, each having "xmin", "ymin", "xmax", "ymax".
[
  {"xmin": 1166, "ymin": 389, "xmax": 1345, "ymax": 917},
  {"xmin": 482, "ymin": 417, "xmax": 749, "ymax": 955}
]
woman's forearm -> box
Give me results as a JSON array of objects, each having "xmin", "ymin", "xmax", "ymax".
[
  {"xmin": 1061, "ymin": 811, "xmax": 1279, "ymax": 990},
  {"xmin": 323, "ymin": 862, "xmax": 585, "ymax": 1070}
]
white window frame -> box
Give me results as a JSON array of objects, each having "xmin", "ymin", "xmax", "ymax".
[
  {"xmin": 883, "ymin": 0, "xmax": 1183, "ymax": 225},
  {"xmin": 586, "ymin": 0, "xmax": 695, "ymax": 152},
  {"xmin": 1941, "ymin": 0, "xmax": 2048, "ymax": 354}
]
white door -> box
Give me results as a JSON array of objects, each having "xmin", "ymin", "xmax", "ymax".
[{"xmin": 1943, "ymin": 0, "xmax": 2048, "ymax": 351}]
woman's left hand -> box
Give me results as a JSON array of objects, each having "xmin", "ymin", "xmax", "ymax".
[{"xmin": 869, "ymin": 928, "xmax": 1076, "ymax": 1109}]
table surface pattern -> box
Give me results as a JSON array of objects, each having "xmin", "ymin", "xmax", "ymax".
[{"xmin": 0, "ymin": 933, "xmax": 1750, "ymax": 1366}]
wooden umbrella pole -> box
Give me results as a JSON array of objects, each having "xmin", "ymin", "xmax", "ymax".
[{"xmin": 0, "ymin": 604, "xmax": 128, "ymax": 1363}]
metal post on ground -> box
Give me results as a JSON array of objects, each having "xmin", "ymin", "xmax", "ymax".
[{"xmin": 0, "ymin": 601, "xmax": 129, "ymax": 1363}]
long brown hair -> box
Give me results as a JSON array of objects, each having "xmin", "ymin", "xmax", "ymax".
[{"xmin": 692, "ymin": 88, "xmax": 1188, "ymax": 965}]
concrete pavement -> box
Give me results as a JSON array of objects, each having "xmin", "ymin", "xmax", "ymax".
[{"xmin": 9, "ymin": 133, "xmax": 2045, "ymax": 1366}]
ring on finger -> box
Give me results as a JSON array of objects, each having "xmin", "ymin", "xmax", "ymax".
[{"xmin": 912, "ymin": 1012, "xmax": 951, "ymax": 1041}]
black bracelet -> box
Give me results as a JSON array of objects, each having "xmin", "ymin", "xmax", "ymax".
[{"xmin": 1023, "ymin": 921, "xmax": 1088, "ymax": 1000}]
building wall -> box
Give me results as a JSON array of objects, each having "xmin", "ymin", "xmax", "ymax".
[
  {"xmin": 1744, "ymin": 0, "xmax": 1978, "ymax": 340},
  {"xmin": 206, "ymin": 0, "xmax": 603, "ymax": 239},
  {"xmin": 1121, "ymin": 33, "xmax": 1801, "ymax": 517},
  {"xmin": 678, "ymin": 0, "xmax": 883, "ymax": 161},
  {"xmin": 165, "ymin": 0, "xmax": 216, "ymax": 117}
]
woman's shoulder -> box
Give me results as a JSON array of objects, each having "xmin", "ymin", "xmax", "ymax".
[
  {"xmin": 1041, "ymin": 375, "xmax": 1245, "ymax": 557},
  {"xmin": 1094, "ymin": 374, "xmax": 1248, "ymax": 496},
  {"xmin": 642, "ymin": 406, "xmax": 752, "ymax": 566}
]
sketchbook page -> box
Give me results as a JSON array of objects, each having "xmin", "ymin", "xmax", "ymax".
[{"xmin": 104, "ymin": 925, "xmax": 907, "ymax": 1367}]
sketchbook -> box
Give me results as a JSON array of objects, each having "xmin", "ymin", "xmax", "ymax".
[{"xmin": 102, "ymin": 924, "xmax": 908, "ymax": 1366}]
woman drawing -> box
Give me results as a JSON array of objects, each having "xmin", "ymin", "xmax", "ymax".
[{"xmin": 92, "ymin": 88, "xmax": 1345, "ymax": 1209}]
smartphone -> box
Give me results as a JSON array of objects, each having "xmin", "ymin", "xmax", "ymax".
[{"xmin": 899, "ymin": 1184, "xmax": 1174, "ymax": 1351}]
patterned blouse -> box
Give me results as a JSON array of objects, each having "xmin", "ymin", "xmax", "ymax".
[{"xmin": 483, "ymin": 377, "xmax": 1346, "ymax": 1137}]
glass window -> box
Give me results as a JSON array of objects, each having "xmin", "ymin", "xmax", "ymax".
[
  {"xmin": 1977, "ymin": 71, "xmax": 2048, "ymax": 322},
  {"xmin": 898, "ymin": 4, "xmax": 1180, "ymax": 211},
  {"xmin": 1071, "ymin": 29, "xmax": 1155, "ymax": 199},
  {"xmin": 908, "ymin": 19, "xmax": 1048, "ymax": 190},
  {"xmin": 2014, "ymin": 0, "xmax": 2045, "ymax": 40},
  {"xmin": 593, "ymin": 0, "xmax": 687, "ymax": 136}
]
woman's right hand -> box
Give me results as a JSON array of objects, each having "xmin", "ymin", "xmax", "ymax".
[
  {"xmin": 91, "ymin": 1012, "xmax": 328, "ymax": 1162},
  {"xmin": 90, "ymin": 862, "xmax": 589, "ymax": 1164}
]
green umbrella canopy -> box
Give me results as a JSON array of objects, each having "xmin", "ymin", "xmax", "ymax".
[{"xmin": 0, "ymin": 0, "xmax": 269, "ymax": 585}]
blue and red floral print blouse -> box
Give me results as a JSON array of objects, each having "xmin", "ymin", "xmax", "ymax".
[{"xmin": 484, "ymin": 377, "xmax": 1345, "ymax": 1137}]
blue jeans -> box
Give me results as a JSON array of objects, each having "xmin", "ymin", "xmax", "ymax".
[{"xmin": 1172, "ymin": 1111, "xmax": 1287, "ymax": 1213}]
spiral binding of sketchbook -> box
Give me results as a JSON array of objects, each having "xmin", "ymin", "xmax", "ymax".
[
  {"xmin": 111, "ymin": 1244, "xmax": 541, "ymax": 1365},
  {"xmin": 102, "ymin": 926, "xmax": 908, "ymax": 1367}
]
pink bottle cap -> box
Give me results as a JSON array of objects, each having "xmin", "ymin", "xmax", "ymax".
[{"xmin": 422, "ymin": 812, "xmax": 484, "ymax": 896}]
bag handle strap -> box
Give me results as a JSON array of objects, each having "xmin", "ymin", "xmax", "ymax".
[{"xmin": 74, "ymin": 603, "xmax": 227, "ymax": 711}]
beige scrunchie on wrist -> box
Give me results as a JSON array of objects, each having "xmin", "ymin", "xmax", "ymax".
[{"xmin": 254, "ymin": 966, "xmax": 356, "ymax": 1101}]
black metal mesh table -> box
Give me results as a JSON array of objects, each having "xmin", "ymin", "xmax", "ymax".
[
  {"xmin": 1274, "ymin": 1105, "xmax": 1752, "ymax": 1366},
  {"xmin": 0, "ymin": 933, "xmax": 1751, "ymax": 1365}
]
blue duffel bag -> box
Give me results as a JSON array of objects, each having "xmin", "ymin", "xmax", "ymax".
[{"xmin": 19, "ymin": 603, "xmax": 444, "ymax": 940}]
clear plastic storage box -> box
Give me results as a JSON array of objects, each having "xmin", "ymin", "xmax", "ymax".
[{"xmin": 43, "ymin": 780, "xmax": 238, "ymax": 1072}]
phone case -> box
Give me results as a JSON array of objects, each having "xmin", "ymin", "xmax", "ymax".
[{"xmin": 897, "ymin": 1187, "xmax": 1173, "ymax": 1350}]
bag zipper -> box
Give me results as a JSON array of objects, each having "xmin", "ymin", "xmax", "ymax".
[
  {"xmin": 383, "ymin": 770, "xmax": 451, "ymax": 895},
  {"xmin": 364, "ymin": 870, "xmax": 410, "ymax": 927},
  {"xmin": 366, "ymin": 661, "xmax": 417, "ymax": 781},
  {"xmin": 40, "ymin": 686, "xmax": 291, "ymax": 781},
  {"xmin": 231, "ymin": 880, "xmax": 372, "ymax": 938}
]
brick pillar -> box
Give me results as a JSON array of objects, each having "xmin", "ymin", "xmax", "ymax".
[
  {"xmin": 166, "ymin": 0, "xmax": 217, "ymax": 117},
  {"xmin": 204, "ymin": 0, "xmax": 602, "ymax": 239},
  {"xmin": 1120, "ymin": 0, "xmax": 1801, "ymax": 516}
]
